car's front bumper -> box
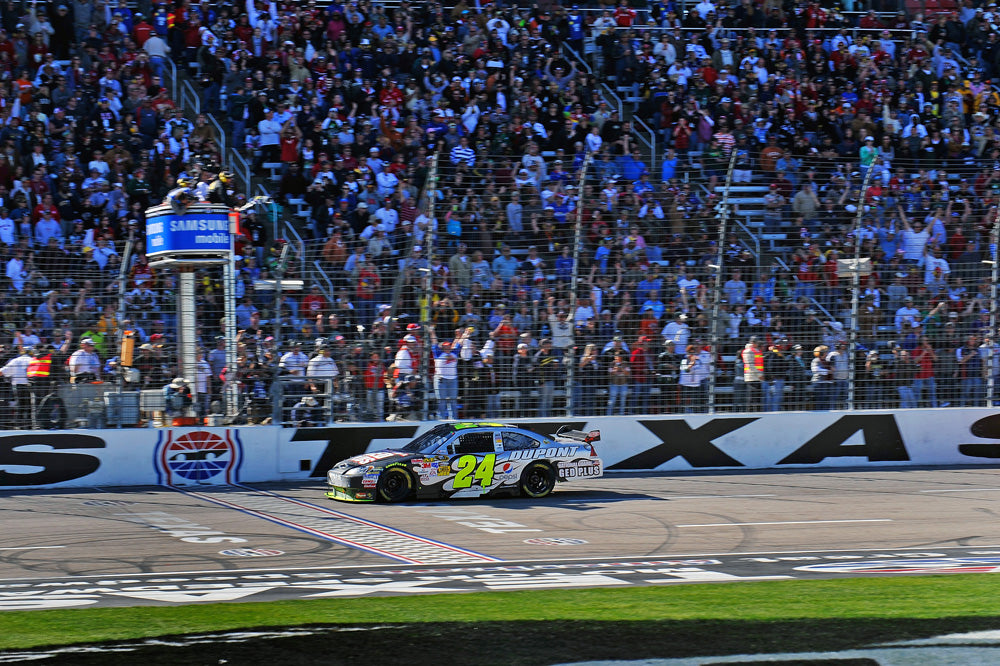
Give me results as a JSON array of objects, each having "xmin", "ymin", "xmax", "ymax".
[
  {"xmin": 326, "ymin": 471, "xmax": 378, "ymax": 502},
  {"xmin": 325, "ymin": 485, "xmax": 376, "ymax": 502}
]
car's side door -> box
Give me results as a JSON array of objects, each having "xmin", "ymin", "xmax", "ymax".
[{"xmin": 448, "ymin": 430, "xmax": 501, "ymax": 492}]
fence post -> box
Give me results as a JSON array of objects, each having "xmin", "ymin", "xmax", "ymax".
[
  {"xmin": 565, "ymin": 155, "xmax": 591, "ymax": 416},
  {"xmin": 420, "ymin": 153, "xmax": 440, "ymax": 421},
  {"xmin": 847, "ymin": 159, "xmax": 878, "ymax": 411},
  {"xmin": 708, "ymin": 149, "xmax": 739, "ymax": 414},
  {"xmin": 988, "ymin": 206, "xmax": 1000, "ymax": 406}
]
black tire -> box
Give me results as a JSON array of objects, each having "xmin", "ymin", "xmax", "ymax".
[
  {"xmin": 377, "ymin": 466, "xmax": 414, "ymax": 503},
  {"xmin": 519, "ymin": 461, "xmax": 556, "ymax": 498}
]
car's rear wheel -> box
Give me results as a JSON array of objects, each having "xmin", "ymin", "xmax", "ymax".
[
  {"xmin": 519, "ymin": 462, "xmax": 555, "ymax": 498},
  {"xmin": 377, "ymin": 467, "xmax": 414, "ymax": 503}
]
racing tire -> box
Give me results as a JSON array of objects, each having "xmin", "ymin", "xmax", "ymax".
[
  {"xmin": 519, "ymin": 461, "xmax": 556, "ymax": 498},
  {"xmin": 377, "ymin": 467, "xmax": 414, "ymax": 503}
]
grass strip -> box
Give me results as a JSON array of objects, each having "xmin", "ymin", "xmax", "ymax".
[{"xmin": 3, "ymin": 574, "xmax": 1000, "ymax": 651}]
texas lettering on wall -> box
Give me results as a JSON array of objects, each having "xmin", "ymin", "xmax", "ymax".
[{"xmin": 1, "ymin": 411, "xmax": 1000, "ymax": 488}]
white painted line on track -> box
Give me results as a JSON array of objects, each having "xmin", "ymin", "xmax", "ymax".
[
  {"xmin": 0, "ymin": 546, "xmax": 65, "ymax": 551},
  {"xmin": 665, "ymin": 494, "xmax": 778, "ymax": 500},
  {"xmin": 563, "ymin": 494, "xmax": 776, "ymax": 504},
  {"xmin": 920, "ymin": 488, "xmax": 1000, "ymax": 493},
  {"xmin": 676, "ymin": 519, "xmax": 893, "ymax": 528}
]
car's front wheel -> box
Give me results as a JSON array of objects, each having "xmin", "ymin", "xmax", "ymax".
[
  {"xmin": 377, "ymin": 467, "xmax": 414, "ymax": 503},
  {"xmin": 519, "ymin": 461, "xmax": 555, "ymax": 498}
]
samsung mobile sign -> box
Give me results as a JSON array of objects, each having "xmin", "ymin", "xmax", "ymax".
[{"xmin": 146, "ymin": 212, "xmax": 233, "ymax": 257}]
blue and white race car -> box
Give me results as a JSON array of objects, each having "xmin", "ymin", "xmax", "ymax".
[{"xmin": 326, "ymin": 422, "xmax": 603, "ymax": 502}]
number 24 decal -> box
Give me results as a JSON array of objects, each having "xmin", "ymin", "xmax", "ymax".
[{"xmin": 453, "ymin": 454, "xmax": 496, "ymax": 489}]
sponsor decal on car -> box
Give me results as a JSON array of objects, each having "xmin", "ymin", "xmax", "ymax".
[
  {"xmin": 507, "ymin": 446, "xmax": 584, "ymax": 461},
  {"xmin": 361, "ymin": 473, "xmax": 380, "ymax": 488},
  {"xmin": 557, "ymin": 458, "xmax": 602, "ymax": 479}
]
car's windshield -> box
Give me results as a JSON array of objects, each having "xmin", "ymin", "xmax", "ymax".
[{"xmin": 401, "ymin": 424, "xmax": 454, "ymax": 453}]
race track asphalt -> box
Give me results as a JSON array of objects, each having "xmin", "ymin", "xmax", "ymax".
[{"xmin": 2, "ymin": 466, "xmax": 1000, "ymax": 609}]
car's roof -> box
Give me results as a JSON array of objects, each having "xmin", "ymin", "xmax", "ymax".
[{"xmin": 450, "ymin": 422, "xmax": 518, "ymax": 431}]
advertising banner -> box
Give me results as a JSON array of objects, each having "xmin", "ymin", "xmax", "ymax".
[
  {"xmin": 1, "ymin": 409, "xmax": 999, "ymax": 490},
  {"xmin": 145, "ymin": 210, "xmax": 231, "ymax": 257}
]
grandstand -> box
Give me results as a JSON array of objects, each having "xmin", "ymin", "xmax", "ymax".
[{"xmin": 0, "ymin": 0, "xmax": 996, "ymax": 427}]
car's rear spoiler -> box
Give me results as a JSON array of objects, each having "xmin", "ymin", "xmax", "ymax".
[{"xmin": 555, "ymin": 425, "xmax": 601, "ymax": 443}]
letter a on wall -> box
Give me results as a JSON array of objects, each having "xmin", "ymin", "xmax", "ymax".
[{"xmin": 778, "ymin": 415, "xmax": 909, "ymax": 465}]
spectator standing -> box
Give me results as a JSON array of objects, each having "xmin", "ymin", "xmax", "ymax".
[
  {"xmin": 430, "ymin": 329, "xmax": 461, "ymax": 420},
  {"xmin": 811, "ymin": 345, "xmax": 832, "ymax": 410},
  {"xmin": 678, "ymin": 344, "xmax": 707, "ymax": 413},
  {"xmin": 606, "ymin": 351, "xmax": 630, "ymax": 416},
  {"xmin": 957, "ymin": 335, "xmax": 984, "ymax": 407},
  {"xmin": 741, "ymin": 336, "xmax": 765, "ymax": 411},
  {"xmin": 629, "ymin": 336, "xmax": 653, "ymax": 415},
  {"xmin": 912, "ymin": 338, "xmax": 939, "ymax": 408},
  {"xmin": 763, "ymin": 342, "xmax": 790, "ymax": 412},
  {"xmin": 827, "ymin": 342, "xmax": 850, "ymax": 409},
  {"xmin": 1, "ymin": 346, "xmax": 31, "ymax": 425},
  {"xmin": 510, "ymin": 343, "xmax": 536, "ymax": 414},
  {"xmin": 534, "ymin": 338, "xmax": 561, "ymax": 418},
  {"xmin": 894, "ymin": 349, "xmax": 918, "ymax": 409},
  {"xmin": 68, "ymin": 337, "xmax": 100, "ymax": 383}
]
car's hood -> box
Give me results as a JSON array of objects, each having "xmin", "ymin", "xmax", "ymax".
[{"xmin": 332, "ymin": 449, "xmax": 417, "ymax": 472}]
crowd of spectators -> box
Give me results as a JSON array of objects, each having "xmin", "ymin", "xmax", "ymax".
[{"xmin": 2, "ymin": 0, "xmax": 1000, "ymax": 426}]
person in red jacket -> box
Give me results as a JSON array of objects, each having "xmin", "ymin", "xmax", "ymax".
[{"xmin": 630, "ymin": 336, "xmax": 653, "ymax": 415}]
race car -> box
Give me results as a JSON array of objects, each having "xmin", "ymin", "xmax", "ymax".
[{"xmin": 326, "ymin": 422, "xmax": 603, "ymax": 502}]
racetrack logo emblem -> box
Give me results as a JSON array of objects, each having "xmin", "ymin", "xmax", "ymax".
[{"xmin": 155, "ymin": 430, "xmax": 243, "ymax": 485}]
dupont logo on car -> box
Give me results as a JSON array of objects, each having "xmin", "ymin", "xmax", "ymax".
[{"xmin": 508, "ymin": 446, "xmax": 581, "ymax": 460}]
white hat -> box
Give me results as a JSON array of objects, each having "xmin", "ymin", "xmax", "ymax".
[
  {"xmin": 403, "ymin": 334, "xmax": 417, "ymax": 343},
  {"xmin": 169, "ymin": 377, "xmax": 187, "ymax": 388},
  {"xmin": 303, "ymin": 395, "xmax": 318, "ymax": 406}
]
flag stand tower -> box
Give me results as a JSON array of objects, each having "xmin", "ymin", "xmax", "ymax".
[{"xmin": 145, "ymin": 202, "xmax": 241, "ymax": 420}]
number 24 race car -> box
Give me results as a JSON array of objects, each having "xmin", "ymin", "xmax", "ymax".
[{"xmin": 326, "ymin": 423, "xmax": 603, "ymax": 502}]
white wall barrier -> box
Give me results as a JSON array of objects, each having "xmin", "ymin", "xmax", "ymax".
[{"xmin": 2, "ymin": 409, "xmax": 999, "ymax": 490}]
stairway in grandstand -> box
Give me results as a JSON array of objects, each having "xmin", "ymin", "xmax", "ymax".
[{"xmin": 715, "ymin": 184, "xmax": 786, "ymax": 254}]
